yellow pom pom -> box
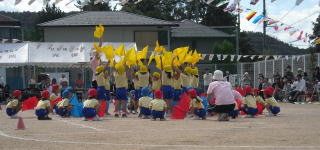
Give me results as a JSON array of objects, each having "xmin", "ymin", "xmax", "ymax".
[
  {"xmin": 115, "ymin": 64, "xmax": 125, "ymax": 75},
  {"xmin": 164, "ymin": 65, "xmax": 172, "ymax": 73},
  {"xmin": 96, "ymin": 66, "xmax": 105, "ymax": 74},
  {"xmin": 191, "ymin": 67, "xmax": 199, "ymax": 75},
  {"xmin": 184, "ymin": 67, "xmax": 192, "ymax": 75}
]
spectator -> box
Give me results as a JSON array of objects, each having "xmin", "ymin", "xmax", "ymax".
[
  {"xmin": 224, "ymin": 71, "xmax": 230, "ymax": 82},
  {"xmin": 312, "ymin": 67, "xmax": 320, "ymax": 82},
  {"xmin": 29, "ymin": 75, "xmax": 37, "ymax": 85},
  {"xmin": 282, "ymin": 77, "xmax": 291, "ymax": 102},
  {"xmin": 203, "ymin": 68, "xmax": 212, "ymax": 91},
  {"xmin": 75, "ymin": 73, "xmax": 84, "ymax": 89},
  {"xmin": 273, "ymin": 71, "xmax": 281, "ymax": 85},
  {"xmin": 284, "ymin": 65, "xmax": 294, "ymax": 83},
  {"xmin": 262, "ymin": 78, "xmax": 271, "ymax": 90},
  {"xmin": 90, "ymin": 51, "xmax": 101, "ymax": 89},
  {"xmin": 297, "ymin": 68, "xmax": 303, "ymax": 76},
  {"xmin": 58, "ymin": 74, "xmax": 69, "ymax": 89},
  {"xmin": 241, "ymin": 72, "xmax": 251, "ymax": 87},
  {"xmin": 52, "ymin": 78, "xmax": 57, "ymax": 85},
  {"xmin": 289, "ymin": 74, "xmax": 306, "ymax": 103},
  {"xmin": 258, "ymin": 73, "xmax": 264, "ymax": 90}
]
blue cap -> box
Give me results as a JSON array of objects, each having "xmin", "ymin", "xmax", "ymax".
[
  {"xmin": 62, "ymin": 87, "xmax": 73, "ymax": 98},
  {"xmin": 141, "ymin": 87, "xmax": 149, "ymax": 97},
  {"xmin": 130, "ymin": 90, "xmax": 136, "ymax": 95}
]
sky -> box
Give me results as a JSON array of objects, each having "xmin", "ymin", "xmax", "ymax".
[{"xmin": 0, "ymin": 0, "xmax": 319, "ymax": 49}]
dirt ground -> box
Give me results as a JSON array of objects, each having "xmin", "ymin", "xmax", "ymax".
[{"xmin": 0, "ymin": 103, "xmax": 320, "ymax": 150}]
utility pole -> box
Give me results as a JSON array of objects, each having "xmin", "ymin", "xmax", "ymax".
[
  {"xmin": 236, "ymin": 1, "xmax": 240, "ymax": 76},
  {"xmin": 262, "ymin": 0, "xmax": 266, "ymax": 55}
]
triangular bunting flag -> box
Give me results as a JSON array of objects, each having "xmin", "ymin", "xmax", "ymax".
[
  {"xmin": 250, "ymin": 0, "xmax": 259, "ymax": 5},
  {"xmin": 258, "ymin": 55, "xmax": 264, "ymax": 59},
  {"xmin": 250, "ymin": 55, "xmax": 256, "ymax": 60},
  {"xmin": 252, "ymin": 14, "xmax": 264, "ymax": 24},
  {"xmin": 28, "ymin": 0, "xmax": 36, "ymax": 5},
  {"xmin": 217, "ymin": 54, "xmax": 222, "ymax": 61},
  {"xmin": 15, "ymin": 0, "xmax": 22, "ymax": 5},
  {"xmin": 246, "ymin": 11, "xmax": 257, "ymax": 21},
  {"xmin": 297, "ymin": 31, "xmax": 303, "ymax": 40},
  {"xmin": 230, "ymin": 55, "xmax": 235, "ymax": 61},
  {"xmin": 265, "ymin": 56, "xmax": 270, "ymax": 60},
  {"xmin": 295, "ymin": 0, "xmax": 304, "ymax": 6},
  {"xmin": 223, "ymin": 55, "xmax": 229, "ymax": 60},
  {"xmin": 237, "ymin": 55, "xmax": 242, "ymax": 61},
  {"xmin": 201, "ymin": 54, "xmax": 207, "ymax": 60},
  {"xmin": 297, "ymin": 56, "xmax": 301, "ymax": 61},
  {"xmin": 285, "ymin": 55, "xmax": 289, "ymax": 60},
  {"xmin": 209, "ymin": 54, "xmax": 214, "ymax": 61}
]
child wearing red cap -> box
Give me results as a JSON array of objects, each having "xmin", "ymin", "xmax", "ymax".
[
  {"xmin": 188, "ymin": 89, "xmax": 206, "ymax": 120},
  {"xmin": 254, "ymin": 88, "xmax": 265, "ymax": 114},
  {"xmin": 149, "ymin": 90, "xmax": 167, "ymax": 121},
  {"xmin": 82, "ymin": 88, "xmax": 102, "ymax": 121},
  {"xmin": 35, "ymin": 90, "xmax": 52, "ymax": 120},
  {"xmin": 50, "ymin": 84, "xmax": 60, "ymax": 113},
  {"xmin": 6, "ymin": 90, "xmax": 22, "ymax": 118},
  {"xmin": 263, "ymin": 86, "xmax": 280, "ymax": 117},
  {"xmin": 241, "ymin": 86, "xmax": 258, "ymax": 118}
]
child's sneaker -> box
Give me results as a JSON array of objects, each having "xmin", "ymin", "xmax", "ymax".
[
  {"xmin": 152, "ymin": 117, "xmax": 156, "ymax": 121},
  {"xmin": 122, "ymin": 114, "xmax": 127, "ymax": 118},
  {"xmin": 220, "ymin": 113, "xmax": 230, "ymax": 121},
  {"xmin": 83, "ymin": 117, "xmax": 88, "ymax": 121},
  {"xmin": 265, "ymin": 113, "xmax": 274, "ymax": 117},
  {"xmin": 186, "ymin": 114, "xmax": 193, "ymax": 118},
  {"xmin": 217, "ymin": 113, "xmax": 222, "ymax": 121},
  {"xmin": 244, "ymin": 115, "xmax": 255, "ymax": 118},
  {"xmin": 192, "ymin": 116, "xmax": 200, "ymax": 120},
  {"xmin": 115, "ymin": 114, "xmax": 119, "ymax": 118},
  {"xmin": 160, "ymin": 117, "xmax": 166, "ymax": 121},
  {"xmin": 132, "ymin": 110, "xmax": 136, "ymax": 114},
  {"xmin": 201, "ymin": 116, "xmax": 206, "ymax": 120},
  {"xmin": 142, "ymin": 115, "xmax": 150, "ymax": 119},
  {"xmin": 93, "ymin": 116, "xmax": 102, "ymax": 121}
]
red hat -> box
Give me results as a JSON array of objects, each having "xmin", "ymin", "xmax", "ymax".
[
  {"xmin": 235, "ymin": 88, "xmax": 244, "ymax": 96},
  {"xmin": 263, "ymin": 86, "xmax": 274, "ymax": 96},
  {"xmin": 244, "ymin": 85, "xmax": 252, "ymax": 94},
  {"xmin": 52, "ymin": 84, "xmax": 59, "ymax": 90},
  {"xmin": 41, "ymin": 90, "xmax": 50, "ymax": 99},
  {"xmin": 188, "ymin": 89, "xmax": 197, "ymax": 98},
  {"xmin": 88, "ymin": 88, "xmax": 97, "ymax": 98},
  {"xmin": 13, "ymin": 90, "xmax": 22, "ymax": 98},
  {"xmin": 253, "ymin": 88, "xmax": 260, "ymax": 94},
  {"xmin": 154, "ymin": 90, "xmax": 163, "ymax": 99}
]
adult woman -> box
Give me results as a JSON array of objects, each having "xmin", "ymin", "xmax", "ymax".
[{"xmin": 207, "ymin": 70, "xmax": 236, "ymax": 121}]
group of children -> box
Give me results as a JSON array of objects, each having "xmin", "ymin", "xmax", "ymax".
[{"xmin": 4, "ymin": 68, "xmax": 281, "ymax": 122}]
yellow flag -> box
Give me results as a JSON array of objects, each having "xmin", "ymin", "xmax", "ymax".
[
  {"xmin": 137, "ymin": 45, "xmax": 148, "ymax": 60},
  {"xmin": 115, "ymin": 44, "xmax": 125, "ymax": 56},
  {"xmin": 173, "ymin": 58, "xmax": 181, "ymax": 67},
  {"xmin": 191, "ymin": 50, "xmax": 201, "ymax": 65},
  {"xmin": 184, "ymin": 51, "xmax": 193, "ymax": 63},
  {"xmin": 93, "ymin": 42, "xmax": 102, "ymax": 54},
  {"xmin": 162, "ymin": 51, "xmax": 172, "ymax": 67},
  {"xmin": 94, "ymin": 24, "xmax": 104, "ymax": 39},
  {"xmin": 125, "ymin": 47, "xmax": 137, "ymax": 68},
  {"xmin": 174, "ymin": 47, "xmax": 188, "ymax": 64},
  {"xmin": 154, "ymin": 41, "xmax": 163, "ymax": 53},
  {"xmin": 110, "ymin": 59, "xmax": 115, "ymax": 67},
  {"xmin": 148, "ymin": 53, "xmax": 155, "ymax": 66},
  {"xmin": 102, "ymin": 45, "xmax": 114, "ymax": 61},
  {"xmin": 316, "ymin": 38, "xmax": 320, "ymax": 45},
  {"xmin": 155, "ymin": 55, "xmax": 162, "ymax": 70}
]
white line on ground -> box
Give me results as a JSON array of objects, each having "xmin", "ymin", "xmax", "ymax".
[{"xmin": 1, "ymin": 131, "xmax": 320, "ymax": 149}]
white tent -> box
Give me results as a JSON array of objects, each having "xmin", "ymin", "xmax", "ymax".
[
  {"xmin": 0, "ymin": 43, "xmax": 29, "ymax": 67},
  {"xmin": 0, "ymin": 42, "xmax": 137, "ymax": 68}
]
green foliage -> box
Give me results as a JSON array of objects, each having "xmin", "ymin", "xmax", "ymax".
[
  {"xmin": 32, "ymin": 4, "xmax": 65, "ymax": 41},
  {"xmin": 312, "ymin": 14, "xmax": 320, "ymax": 52},
  {"xmin": 239, "ymin": 32, "xmax": 257, "ymax": 55},
  {"xmin": 75, "ymin": 0, "xmax": 111, "ymax": 11}
]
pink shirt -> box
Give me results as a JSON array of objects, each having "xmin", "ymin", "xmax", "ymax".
[
  {"xmin": 90, "ymin": 56, "xmax": 101, "ymax": 81},
  {"xmin": 207, "ymin": 81, "xmax": 235, "ymax": 105}
]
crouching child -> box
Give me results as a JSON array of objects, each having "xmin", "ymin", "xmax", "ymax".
[
  {"xmin": 264, "ymin": 86, "xmax": 280, "ymax": 117},
  {"xmin": 149, "ymin": 90, "xmax": 167, "ymax": 121},
  {"xmin": 139, "ymin": 87, "xmax": 153, "ymax": 119},
  {"xmin": 188, "ymin": 89, "xmax": 206, "ymax": 120},
  {"xmin": 82, "ymin": 88, "xmax": 102, "ymax": 121},
  {"xmin": 35, "ymin": 90, "xmax": 52, "ymax": 120}
]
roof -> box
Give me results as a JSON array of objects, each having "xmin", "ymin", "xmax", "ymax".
[
  {"xmin": 38, "ymin": 11, "xmax": 178, "ymax": 27},
  {"xmin": 171, "ymin": 20, "xmax": 232, "ymax": 38},
  {"xmin": 0, "ymin": 14, "xmax": 21, "ymax": 27}
]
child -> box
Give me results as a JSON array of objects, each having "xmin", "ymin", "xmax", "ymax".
[
  {"xmin": 188, "ymin": 89, "xmax": 206, "ymax": 120},
  {"xmin": 254, "ymin": 88, "xmax": 265, "ymax": 115},
  {"xmin": 149, "ymin": 90, "xmax": 167, "ymax": 121},
  {"xmin": 104, "ymin": 70, "xmax": 111, "ymax": 115},
  {"xmin": 138, "ymin": 87, "xmax": 153, "ymax": 119},
  {"xmin": 241, "ymin": 86, "xmax": 258, "ymax": 118},
  {"xmin": 161, "ymin": 65, "xmax": 174, "ymax": 116},
  {"xmin": 113, "ymin": 63, "xmax": 128, "ymax": 117},
  {"xmin": 181, "ymin": 66, "xmax": 192, "ymax": 92},
  {"xmin": 83, "ymin": 88, "xmax": 102, "ymax": 121},
  {"xmin": 96, "ymin": 66, "xmax": 107, "ymax": 102},
  {"xmin": 35, "ymin": 90, "xmax": 52, "ymax": 120},
  {"xmin": 128, "ymin": 90, "xmax": 137, "ymax": 114},
  {"xmin": 264, "ymin": 86, "xmax": 281, "ymax": 117},
  {"xmin": 6, "ymin": 90, "xmax": 22, "ymax": 118},
  {"xmin": 56, "ymin": 87, "xmax": 73, "ymax": 117},
  {"xmin": 152, "ymin": 72, "xmax": 161, "ymax": 91},
  {"xmin": 172, "ymin": 71, "xmax": 182, "ymax": 109},
  {"xmin": 190, "ymin": 67, "xmax": 199, "ymax": 93},
  {"xmin": 229, "ymin": 90, "xmax": 243, "ymax": 119},
  {"xmin": 50, "ymin": 84, "xmax": 60, "ymax": 102},
  {"xmin": 138, "ymin": 65, "xmax": 149, "ymax": 93}
]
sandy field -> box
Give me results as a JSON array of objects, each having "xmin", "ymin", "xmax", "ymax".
[{"xmin": 0, "ymin": 103, "xmax": 320, "ymax": 150}]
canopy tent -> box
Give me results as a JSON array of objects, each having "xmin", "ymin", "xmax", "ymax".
[
  {"xmin": 0, "ymin": 43, "xmax": 29, "ymax": 67},
  {"xmin": 0, "ymin": 42, "xmax": 137, "ymax": 68}
]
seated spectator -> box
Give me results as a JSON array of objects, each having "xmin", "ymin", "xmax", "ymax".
[
  {"xmin": 282, "ymin": 77, "xmax": 292, "ymax": 102},
  {"xmin": 75, "ymin": 73, "xmax": 84, "ymax": 89},
  {"xmin": 262, "ymin": 78, "xmax": 271, "ymax": 90},
  {"xmin": 284, "ymin": 65, "xmax": 294, "ymax": 83},
  {"xmin": 289, "ymin": 74, "xmax": 306, "ymax": 103}
]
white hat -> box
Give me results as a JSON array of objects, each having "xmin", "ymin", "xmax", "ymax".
[
  {"xmin": 297, "ymin": 68, "xmax": 302, "ymax": 71},
  {"xmin": 244, "ymin": 72, "xmax": 249, "ymax": 75},
  {"xmin": 213, "ymin": 70, "xmax": 224, "ymax": 81}
]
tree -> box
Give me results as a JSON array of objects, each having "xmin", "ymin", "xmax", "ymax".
[
  {"xmin": 33, "ymin": 4, "xmax": 65, "ymax": 41},
  {"xmin": 75, "ymin": 0, "xmax": 111, "ymax": 11},
  {"xmin": 201, "ymin": 1, "xmax": 236, "ymax": 26},
  {"xmin": 308, "ymin": 14, "xmax": 320, "ymax": 73},
  {"xmin": 239, "ymin": 32, "xmax": 257, "ymax": 55}
]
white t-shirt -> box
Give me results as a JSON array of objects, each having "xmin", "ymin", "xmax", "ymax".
[
  {"xmin": 203, "ymin": 73, "xmax": 213, "ymax": 86},
  {"xmin": 207, "ymin": 81, "xmax": 235, "ymax": 105}
]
